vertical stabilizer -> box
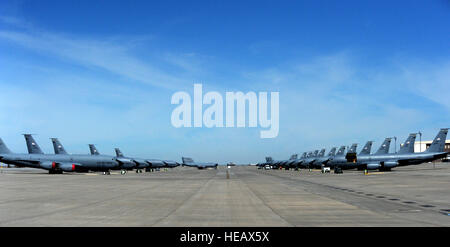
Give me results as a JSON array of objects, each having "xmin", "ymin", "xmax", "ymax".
[
  {"xmin": 318, "ymin": 149, "xmax": 326, "ymax": 157},
  {"xmin": 348, "ymin": 143, "xmax": 358, "ymax": 154},
  {"xmin": 0, "ymin": 138, "xmax": 12, "ymax": 154},
  {"xmin": 426, "ymin": 128, "xmax": 449, "ymax": 153},
  {"xmin": 89, "ymin": 144, "xmax": 100, "ymax": 155},
  {"xmin": 359, "ymin": 141, "xmax": 373, "ymax": 155},
  {"xmin": 327, "ymin": 147, "xmax": 337, "ymax": 156},
  {"xmin": 50, "ymin": 138, "xmax": 68, "ymax": 155},
  {"xmin": 23, "ymin": 134, "xmax": 44, "ymax": 154},
  {"xmin": 336, "ymin": 146, "xmax": 346, "ymax": 156},
  {"xmin": 398, "ymin": 134, "xmax": 417, "ymax": 154},
  {"xmin": 115, "ymin": 148, "xmax": 124, "ymax": 157},
  {"xmin": 375, "ymin": 138, "xmax": 391, "ymax": 155}
]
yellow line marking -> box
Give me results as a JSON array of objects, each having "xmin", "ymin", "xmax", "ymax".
[{"xmin": 365, "ymin": 172, "xmax": 385, "ymax": 175}]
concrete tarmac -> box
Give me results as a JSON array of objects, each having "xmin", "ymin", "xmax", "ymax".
[{"xmin": 0, "ymin": 163, "xmax": 449, "ymax": 226}]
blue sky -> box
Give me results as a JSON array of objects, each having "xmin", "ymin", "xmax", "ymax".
[{"xmin": 0, "ymin": 0, "xmax": 449, "ymax": 163}]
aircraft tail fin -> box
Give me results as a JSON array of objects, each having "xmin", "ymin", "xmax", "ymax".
[
  {"xmin": 265, "ymin": 157, "xmax": 273, "ymax": 162},
  {"xmin": 348, "ymin": 143, "xmax": 358, "ymax": 154},
  {"xmin": 327, "ymin": 147, "xmax": 337, "ymax": 156},
  {"xmin": 301, "ymin": 152, "xmax": 307, "ymax": 159},
  {"xmin": 398, "ymin": 133, "xmax": 417, "ymax": 154},
  {"xmin": 359, "ymin": 141, "xmax": 373, "ymax": 155},
  {"xmin": 336, "ymin": 146, "xmax": 346, "ymax": 156},
  {"xmin": 115, "ymin": 148, "xmax": 124, "ymax": 157},
  {"xmin": 0, "ymin": 138, "xmax": 12, "ymax": 154},
  {"xmin": 23, "ymin": 134, "xmax": 44, "ymax": 154},
  {"xmin": 375, "ymin": 138, "xmax": 391, "ymax": 155},
  {"xmin": 318, "ymin": 149, "xmax": 326, "ymax": 157},
  {"xmin": 312, "ymin": 150, "xmax": 319, "ymax": 157},
  {"xmin": 426, "ymin": 128, "xmax": 449, "ymax": 153},
  {"xmin": 50, "ymin": 138, "xmax": 68, "ymax": 155},
  {"xmin": 182, "ymin": 157, "xmax": 194, "ymax": 164},
  {"xmin": 289, "ymin": 154, "xmax": 298, "ymax": 160},
  {"xmin": 89, "ymin": 144, "xmax": 100, "ymax": 155}
]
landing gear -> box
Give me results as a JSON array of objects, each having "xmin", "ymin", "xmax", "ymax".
[
  {"xmin": 135, "ymin": 169, "xmax": 143, "ymax": 173},
  {"xmin": 103, "ymin": 171, "xmax": 111, "ymax": 175},
  {"xmin": 121, "ymin": 170, "xmax": 127, "ymax": 175}
]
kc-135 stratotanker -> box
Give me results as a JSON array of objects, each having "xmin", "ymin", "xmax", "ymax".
[
  {"xmin": 0, "ymin": 135, "xmax": 180, "ymax": 174},
  {"xmin": 257, "ymin": 128, "xmax": 448, "ymax": 172}
]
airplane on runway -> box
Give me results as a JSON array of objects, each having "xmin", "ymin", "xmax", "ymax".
[
  {"xmin": 311, "ymin": 147, "xmax": 337, "ymax": 168},
  {"xmin": 0, "ymin": 135, "xmax": 121, "ymax": 174},
  {"xmin": 355, "ymin": 129, "xmax": 448, "ymax": 171},
  {"xmin": 182, "ymin": 157, "xmax": 218, "ymax": 169},
  {"xmin": 114, "ymin": 148, "xmax": 179, "ymax": 173}
]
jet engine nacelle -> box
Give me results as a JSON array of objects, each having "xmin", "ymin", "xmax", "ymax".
[
  {"xmin": 366, "ymin": 163, "xmax": 381, "ymax": 170},
  {"xmin": 40, "ymin": 161, "xmax": 57, "ymax": 170},
  {"xmin": 382, "ymin": 161, "xmax": 398, "ymax": 169},
  {"xmin": 58, "ymin": 163, "xmax": 78, "ymax": 172}
]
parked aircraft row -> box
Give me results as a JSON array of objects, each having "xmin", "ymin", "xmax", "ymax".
[
  {"xmin": 257, "ymin": 128, "xmax": 449, "ymax": 172},
  {"xmin": 0, "ymin": 135, "xmax": 216, "ymax": 174}
]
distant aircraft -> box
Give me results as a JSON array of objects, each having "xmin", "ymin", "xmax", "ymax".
[
  {"xmin": 182, "ymin": 157, "xmax": 218, "ymax": 169},
  {"xmin": 86, "ymin": 144, "xmax": 136, "ymax": 172},
  {"xmin": 355, "ymin": 129, "xmax": 448, "ymax": 171},
  {"xmin": 114, "ymin": 148, "xmax": 149, "ymax": 173},
  {"xmin": 324, "ymin": 146, "xmax": 347, "ymax": 168},
  {"xmin": 312, "ymin": 147, "xmax": 337, "ymax": 168},
  {"xmin": 291, "ymin": 152, "xmax": 308, "ymax": 168},
  {"xmin": 0, "ymin": 135, "xmax": 120, "ymax": 174}
]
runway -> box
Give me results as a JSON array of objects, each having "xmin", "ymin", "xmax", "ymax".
[{"xmin": 0, "ymin": 163, "xmax": 449, "ymax": 226}]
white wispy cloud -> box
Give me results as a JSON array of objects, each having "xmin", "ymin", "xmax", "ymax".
[{"xmin": 0, "ymin": 18, "xmax": 205, "ymax": 90}]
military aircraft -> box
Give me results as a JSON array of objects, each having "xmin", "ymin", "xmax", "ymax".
[
  {"xmin": 356, "ymin": 129, "xmax": 448, "ymax": 171},
  {"xmin": 89, "ymin": 144, "xmax": 168, "ymax": 173},
  {"xmin": 181, "ymin": 157, "xmax": 218, "ymax": 169},
  {"xmin": 256, "ymin": 157, "xmax": 275, "ymax": 169},
  {"xmin": 284, "ymin": 154, "xmax": 300, "ymax": 168},
  {"xmin": 114, "ymin": 148, "xmax": 149, "ymax": 174},
  {"xmin": 323, "ymin": 146, "xmax": 347, "ymax": 168},
  {"xmin": 301, "ymin": 150, "xmax": 320, "ymax": 168},
  {"xmin": 114, "ymin": 148, "xmax": 179, "ymax": 173},
  {"xmin": 260, "ymin": 156, "xmax": 283, "ymax": 169},
  {"xmin": 311, "ymin": 147, "xmax": 337, "ymax": 168},
  {"xmin": 85, "ymin": 143, "xmax": 136, "ymax": 172},
  {"xmin": 308, "ymin": 149, "xmax": 326, "ymax": 168},
  {"xmin": 291, "ymin": 152, "xmax": 308, "ymax": 169},
  {"xmin": 0, "ymin": 135, "xmax": 120, "ymax": 174},
  {"xmin": 271, "ymin": 154, "xmax": 298, "ymax": 169}
]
